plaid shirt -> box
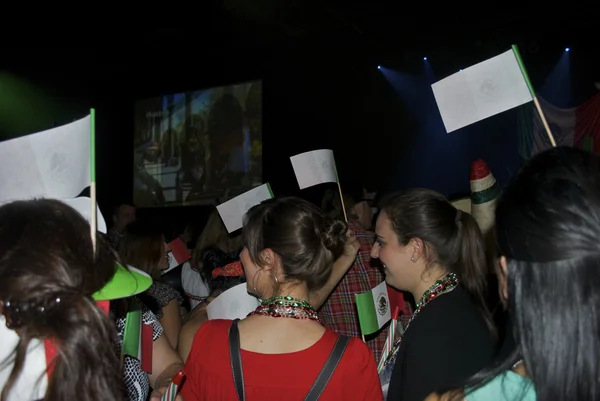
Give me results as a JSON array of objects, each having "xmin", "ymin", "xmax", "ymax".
[{"xmin": 319, "ymin": 220, "xmax": 413, "ymax": 362}]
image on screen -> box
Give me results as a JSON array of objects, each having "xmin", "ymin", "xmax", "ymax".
[{"xmin": 133, "ymin": 80, "xmax": 262, "ymax": 207}]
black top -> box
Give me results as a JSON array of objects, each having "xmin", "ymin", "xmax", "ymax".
[{"xmin": 386, "ymin": 285, "xmax": 496, "ymax": 401}]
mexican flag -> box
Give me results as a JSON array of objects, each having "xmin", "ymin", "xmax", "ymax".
[
  {"xmin": 355, "ymin": 281, "xmax": 393, "ymax": 335},
  {"xmin": 517, "ymin": 93, "xmax": 600, "ymax": 158},
  {"xmin": 122, "ymin": 307, "xmax": 153, "ymax": 373}
]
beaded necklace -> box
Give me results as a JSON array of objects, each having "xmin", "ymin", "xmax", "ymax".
[
  {"xmin": 247, "ymin": 295, "xmax": 323, "ymax": 325},
  {"xmin": 382, "ymin": 272, "xmax": 459, "ymax": 368}
]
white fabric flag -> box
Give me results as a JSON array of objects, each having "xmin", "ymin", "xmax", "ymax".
[
  {"xmin": 431, "ymin": 50, "xmax": 533, "ymax": 133},
  {"xmin": 206, "ymin": 283, "xmax": 260, "ymax": 321},
  {"xmin": 0, "ymin": 115, "xmax": 91, "ymax": 204},
  {"xmin": 290, "ymin": 149, "xmax": 338, "ymax": 189},
  {"xmin": 60, "ymin": 197, "xmax": 107, "ymax": 233},
  {"xmin": 216, "ymin": 183, "xmax": 273, "ymax": 233}
]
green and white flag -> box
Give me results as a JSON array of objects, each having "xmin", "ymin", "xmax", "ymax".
[
  {"xmin": 122, "ymin": 301, "xmax": 153, "ymax": 373},
  {"xmin": 0, "ymin": 114, "xmax": 92, "ymax": 204},
  {"xmin": 355, "ymin": 281, "xmax": 392, "ymax": 335},
  {"xmin": 431, "ymin": 48, "xmax": 534, "ymax": 133}
]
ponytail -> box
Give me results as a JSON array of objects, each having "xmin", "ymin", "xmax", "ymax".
[
  {"xmin": 380, "ymin": 189, "xmax": 495, "ymax": 335},
  {"xmin": 44, "ymin": 295, "xmax": 124, "ymax": 401},
  {"xmin": 456, "ymin": 211, "xmax": 496, "ymax": 336},
  {"xmin": 1, "ymin": 294, "xmax": 124, "ymax": 401},
  {"xmin": 456, "ymin": 212, "xmax": 487, "ymax": 305}
]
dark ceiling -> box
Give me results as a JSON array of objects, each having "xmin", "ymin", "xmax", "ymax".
[{"xmin": 3, "ymin": 1, "xmax": 597, "ymax": 94}]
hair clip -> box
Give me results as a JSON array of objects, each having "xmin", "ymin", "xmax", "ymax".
[{"xmin": 0, "ymin": 297, "xmax": 62, "ymax": 330}]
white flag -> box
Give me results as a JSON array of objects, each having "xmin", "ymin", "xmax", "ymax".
[
  {"xmin": 290, "ymin": 149, "xmax": 338, "ymax": 190},
  {"xmin": 0, "ymin": 115, "xmax": 91, "ymax": 204},
  {"xmin": 207, "ymin": 283, "xmax": 260, "ymax": 321},
  {"xmin": 216, "ymin": 183, "xmax": 273, "ymax": 233},
  {"xmin": 60, "ymin": 197, "xmax": 107, "ymax": 234},
  {"xmin": 431, "ymin": 49, "xmax": 533, "ymax": 133}
]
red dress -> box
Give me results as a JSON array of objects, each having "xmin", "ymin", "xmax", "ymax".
[{"xmin": 180, "ymin": 319, "xmax": 383, "ymax": 401}]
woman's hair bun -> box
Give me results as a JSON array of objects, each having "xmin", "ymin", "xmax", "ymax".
[{"xmin": 320, "ymin": 217, "xmax": 348, "ymax": 258}]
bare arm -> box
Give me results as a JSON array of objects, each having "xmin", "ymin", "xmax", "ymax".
[
  {"xmin": 177, "ymin": 304, "xmax": 209, "ymax": 362},
  {"xmin": 310, "ymin": 234, "xmax": 360, "ymax": 309},
  {"xmin": 158, "ymin": 300, "xmax": 182, "ymax": 349},
  {"xmin": 148, "ymin": 334, "xmax": 184, "ymax": 390}
]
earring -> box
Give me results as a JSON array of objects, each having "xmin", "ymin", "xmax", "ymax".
[
  {"xmin": 252, "ymin": 269, "xmax": 263, "ymax": 300},
  {"xmin": 410, "ymin": 257, "xmax": 415, "ymax": 262},
  {"xmin": 268, "ymin": 270, "xmax": 279, "ymax": 285}
]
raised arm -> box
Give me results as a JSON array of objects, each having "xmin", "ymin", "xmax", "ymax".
[{"xmin": 310, "ymin": 233, "xmax": 360, "ymax": 309}]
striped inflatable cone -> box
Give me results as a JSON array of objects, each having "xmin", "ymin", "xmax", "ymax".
[{"xmin": 470, "ymin": 160, "xmax": 501, "ymax": 234}]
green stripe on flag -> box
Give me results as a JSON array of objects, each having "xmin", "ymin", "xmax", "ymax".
[
  {"xmin": 355, "ymin": 291, "xmax": 379, "ymax": 335},
  {"xmin": 511, "ymin": 45, "xmax": 536, "ymax": 98},
  {"xmin": 123, "ymin": 307, "xmax": 142, "ymax": 357},
  {"xmin": 90, "ymin": 108, "xmax": 96, "ymax": 183},
  {"xmin": 266, "ymin": 182, "xmax": 274, "ymax": 198}
]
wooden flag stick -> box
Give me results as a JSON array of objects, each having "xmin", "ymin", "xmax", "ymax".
[
  {"xmin": 511, "ymin": 45, "xmax": 557, "ymax": 148},
  {"xmin": 532, "ymin": 97, "xmax": 557, "ymax": 147},
  {"xmin": 337, "ymin": 182, "xmax": 349, "ymax": 222},
  {"xmin": 89, "ymin": 108, "xmax": 97, "ymax": 255}
]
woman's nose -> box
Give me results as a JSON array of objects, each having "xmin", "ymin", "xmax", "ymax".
[{"xmin": 370, "ymin": 242, "xmax": 379, "ymax": 259}]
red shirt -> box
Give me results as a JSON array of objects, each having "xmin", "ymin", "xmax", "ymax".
[{"xmin": 180, "ymin": 319, "xmax": 383, "ymax": 401}]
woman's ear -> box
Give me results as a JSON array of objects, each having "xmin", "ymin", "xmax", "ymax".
[
  {"xmin": 260, "ymin": 249, "xmax": 276, "ymax": 270},
  {"xmin": 411, "ymin": 237, "xmax": 425, "ymax": 261}
]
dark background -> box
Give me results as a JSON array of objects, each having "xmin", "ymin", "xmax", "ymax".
[{"xmin": 1, "ymin": 3, "xmax": 598, "ymax": 232}]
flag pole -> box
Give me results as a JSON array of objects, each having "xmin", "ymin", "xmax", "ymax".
[
  {"xmin": 90, "ymin": 108, "xmax": 97, "ymax": 255},
  {"xmin": 333, "ymin": 163, "xmax": 348, "ymax": 222},
  {"xmin": 337, "ymin": 182, "xmax": 348, "ymax": 222},
  {"xmin": 511, "ymin": 45, "xmax": 557, "ymax": 148}
]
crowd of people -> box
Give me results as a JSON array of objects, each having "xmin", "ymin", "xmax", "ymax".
[{"xmin": 1, "ymin": 146, "xmax": 599, "ymax": 401}]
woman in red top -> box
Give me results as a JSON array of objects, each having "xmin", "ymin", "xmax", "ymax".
[{"xmin": 179, "ymin": 197, "xmax": 383, "ymax": 400}]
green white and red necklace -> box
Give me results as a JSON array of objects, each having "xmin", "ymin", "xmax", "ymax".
[{"xmin": 248, "ymin": 295, "xmax": 323, "ymax": 325}]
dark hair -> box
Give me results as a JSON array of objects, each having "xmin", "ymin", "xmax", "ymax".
[
  {"xmin": 195, "ymin": 247, "xmax": 245, "ymax": 295},
  {"xmin": 452, "ymin": 147, "xmax": 600, "ymax": 401},
  {"xmin": 207, "ymin": 94, "xmax": 243, "ymax": 136},
  {"xmin": 119, "ymin": 219, "xmax": 165, "ymax": 276},
  {"xmin": 380, "ymin": 189, "xmax": 493, "ymax": 329},
  {"xmin": 243, "ymin": 197, "xmax": 347, "ymax": 292},
  {"xmin": 113, "ymin": 202, "xmax": 135, "ymax": 217},
  {"xmin": 321, "ymin": 181, "xmax": 365, "ymax": 220},
  {"xmin": 0, "ymin": 199, "xmax": 124, "ymax": 401}
]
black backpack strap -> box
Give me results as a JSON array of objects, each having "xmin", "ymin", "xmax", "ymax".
[
  {"xmin": 304, "ymin": 335, "xmax": 351, "ymax": 401},
  {"xmin": 228, "ymin": 319, "xmax": 245, "ymax": 401}
]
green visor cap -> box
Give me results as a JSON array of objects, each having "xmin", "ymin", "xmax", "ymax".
[{"xmin": 93, "ymin": 264, "xmax": 153, "ymax": 301}]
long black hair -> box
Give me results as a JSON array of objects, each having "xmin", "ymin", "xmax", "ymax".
[
  {"xmin": 0, "ymin": 199, "xmax": 124, "ymax": 401},
  {"xmin": 453, "ymin": 147, "xmax": 600, "ymax": 401}
]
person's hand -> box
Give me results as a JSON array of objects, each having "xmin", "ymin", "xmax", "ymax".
[
  {"xmin": 342, "ymin": 230, "xmax": 360, "ymax": 260},
  {"xmin": 149, "ymin": 386, "xmax": 183, "ymax": 401}
]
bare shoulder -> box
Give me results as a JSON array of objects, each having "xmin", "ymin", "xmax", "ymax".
[{"xmin": 177, "ymin": 307, "xmax": 209, "ymax": 362}]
